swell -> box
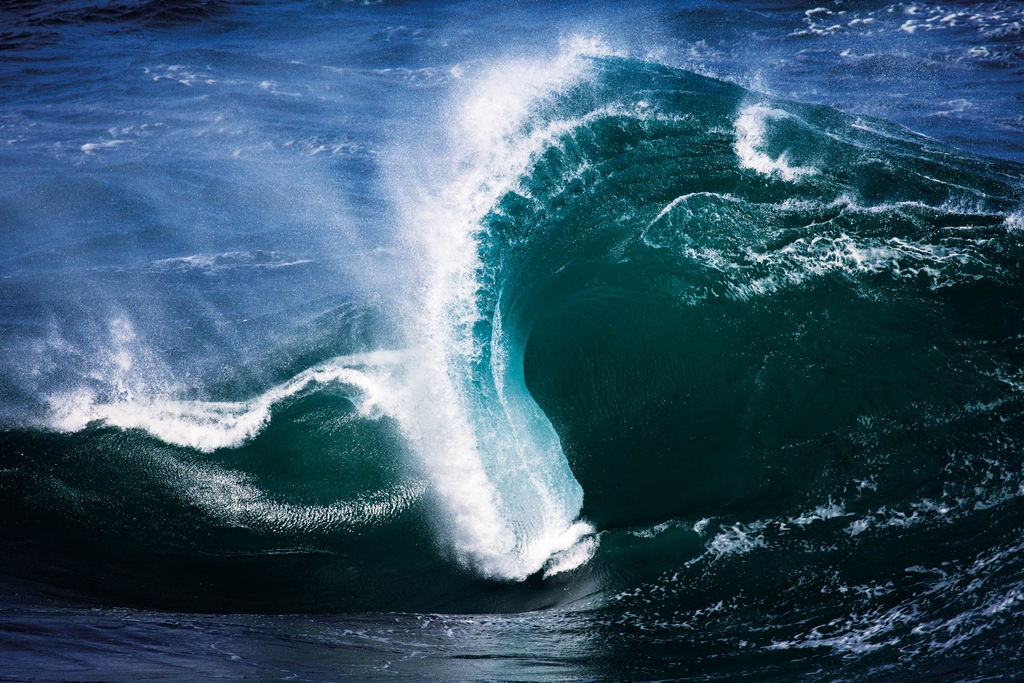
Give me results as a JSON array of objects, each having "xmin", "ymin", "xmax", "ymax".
[{"xmin": 4, "ymin": 48, "xmax": 1024, "ymax": 626}]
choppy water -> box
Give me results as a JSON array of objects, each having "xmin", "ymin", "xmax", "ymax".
[{"xmin": 2, "ymin": 1, "xmax": 1024, "ymax": 681}]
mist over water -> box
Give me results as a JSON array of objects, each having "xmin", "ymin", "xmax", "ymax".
[{"xmin": 2, "ymin": 1, "xmax": 1024, "ymax": 681}]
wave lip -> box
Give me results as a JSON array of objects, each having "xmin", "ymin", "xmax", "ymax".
[{"xmin": 385, "ymin": 37, "xmax": 618, "ymax": 581}]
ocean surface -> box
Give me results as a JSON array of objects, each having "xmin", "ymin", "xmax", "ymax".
[{"xmin": 1, "ymin": 1, "xmax": 1023, "ymax": 680}]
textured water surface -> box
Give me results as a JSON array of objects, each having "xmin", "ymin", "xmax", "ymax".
[{"xmin": 1, "ymin": 1, "xmax": 1023, "ymax": 681}]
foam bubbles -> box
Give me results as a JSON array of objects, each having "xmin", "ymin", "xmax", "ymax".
[{"xmin": 167, "ymin": 456, "xmax": 426, "ymax": 532}]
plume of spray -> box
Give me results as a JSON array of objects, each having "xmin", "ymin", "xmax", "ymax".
[{"xmin": 385, "ymin": 36, "xmax": 617, "ymax": 579}]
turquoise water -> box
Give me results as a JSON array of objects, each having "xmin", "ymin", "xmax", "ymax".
[{"xmin": 2, "ymin": 1, "xmax": 1024, "ymax": 680}]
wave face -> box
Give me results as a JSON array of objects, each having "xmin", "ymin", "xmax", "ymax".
[
  {"xmin": 506, "ymin": 54, "xmax": 1024, "ymax": 677},
  {"xmin": 3, "ymin": 5, "xmax": 1024, "ymax": 679}
]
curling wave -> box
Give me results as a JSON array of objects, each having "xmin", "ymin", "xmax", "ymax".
[{"xmin": 4, "ymin": 49, "xmax": 1024, "ymax": 646}]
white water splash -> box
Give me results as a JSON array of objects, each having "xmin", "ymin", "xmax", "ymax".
[
  {"xmin": 385, "ymin": 36, "xmax": 613, "ymax": 580},
  {"xmin": 46, "ymin": 334, "xmax": 408, "ymax": 453},
  {"xmin": 734, "ymin": 104, "xmax": 818, "ymax": 181}
]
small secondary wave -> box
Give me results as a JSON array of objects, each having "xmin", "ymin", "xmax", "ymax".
[{"xmin": 45, "ymin": 349, "xmax": 407, "ymax": 452}]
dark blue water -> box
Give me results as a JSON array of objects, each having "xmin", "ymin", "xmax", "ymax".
[{"xmin": 2, "ymin": 1, "xmax": 1024, "ymax": 681}]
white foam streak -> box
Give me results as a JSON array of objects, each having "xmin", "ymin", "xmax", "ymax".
[
  {"xmin": 46, "ymin": 349, "xmax": 407, "ymax": 452},
  {"xmin": 729, "ymin": 232, "xmax": 971, "ymax": 301},
  {"xmin": 646, "ymin": 192, "xmax": 1001, "ymax": 301},
  {"xmin": 170, "ymin": 457, "xmax": 426, "ymax": 531}
]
